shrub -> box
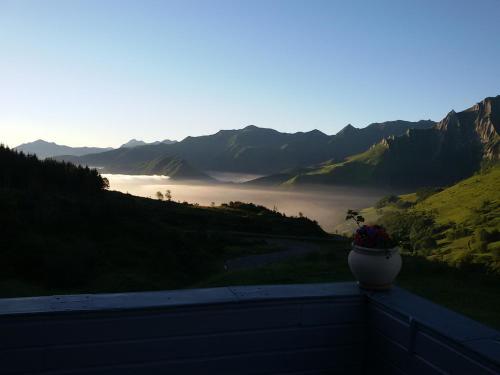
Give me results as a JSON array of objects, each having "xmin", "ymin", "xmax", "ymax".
[
  {"xmin": 470, "ymin": 228, "xmax": 500, "ymax": 253},
  {"xmin": 413, "ymin": 236, "xmax": 437, "ymax": 251},
  {"xmin": 375, "ymin": 195, "xmax": 400, "ymax": 209},
  {"xmin": 446, "ymin": 224, "xmax": 472, "ymax": 240},
  {"xmin": 492, "ymin": 245, "xmax": 500, "ymax": 260},
  {"xmin": 395, "ymin": 200, "xmax": 413, "ymax": 209},
  {"xmin": 379, "ymin": 211, "xmax": 437, "ymax": 251}
]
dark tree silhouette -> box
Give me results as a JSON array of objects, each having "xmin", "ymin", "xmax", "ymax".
[{"xmin": 0, "ymin": 145, "xmax": 108, "ymax": 193}]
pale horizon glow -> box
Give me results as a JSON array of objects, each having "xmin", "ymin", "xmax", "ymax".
[{"xmin": 1, "ymin": 0, "xmax": 500, "ymax": 148}]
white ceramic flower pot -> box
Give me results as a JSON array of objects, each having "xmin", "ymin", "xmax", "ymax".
[{"xmin": 348, "ymin": 245, "xmax": 402, "ymax": 290}]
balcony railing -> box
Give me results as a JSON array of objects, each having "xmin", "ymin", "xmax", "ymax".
[{"xmin": 0, "ymin": 283, "xmax": 498, "ymax": 374}]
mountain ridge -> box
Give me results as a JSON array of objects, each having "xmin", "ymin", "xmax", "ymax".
[
  {"xmin": 14, "ymin": 139, "xmax": 113, "ymax": 159},
  {"xmin": 14, "ymin": 138, "xmax": 178, "ymax": 158},
  {"xmin": 55, "ymin": 149, "xmax": 212, "ymax": 181},
  {"xmin": 281, "ymin": 95, "xmax": 499, "ymax": 188},
  {"xmin": 120, "ymin": 139, "xmax": 177, "ymax": 148},
  {"xmin": 56, "ymin": 119, "xmax": 435, "ymax": 176}
]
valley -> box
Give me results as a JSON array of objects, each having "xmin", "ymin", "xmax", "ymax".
[{"xmin": 102, "ymin": 173, "xmax": 395, "ymax": 231}]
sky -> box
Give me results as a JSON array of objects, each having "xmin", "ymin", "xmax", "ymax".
[{"xmin": 1, "ymin": 0, "xmax": 500, "ymax": 148}]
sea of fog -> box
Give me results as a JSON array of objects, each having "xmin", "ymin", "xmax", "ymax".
[{"xmin": 102, "ymin": 173, "xmax": 394, "ymax": 232}]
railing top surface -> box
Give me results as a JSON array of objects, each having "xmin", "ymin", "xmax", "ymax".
[{"xmin": 0, "ymin": 282, "xmax": 360, "ymax": 316}]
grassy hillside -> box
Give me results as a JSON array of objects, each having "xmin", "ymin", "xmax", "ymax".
[
  {"xmin": 333, "ymin": 192, "xmax": 417, "ymax": 234},
  {"xmin": 414, "ymin": 167, "xmax": 499, "ymax": 224},
  {"xmin": 413, "ymin": 166, "xmax": 500, "ymax": 270},
  {"xmin": 284, "ymin": 142, "xmax": 387, "ymax": 186},
  {"xmin": 364, "ymin": 165, "xmax": 500, "ymax": 272},
  {"xmin": 0, "ymin": 146, "xmax": 325, "ymax": 297}
]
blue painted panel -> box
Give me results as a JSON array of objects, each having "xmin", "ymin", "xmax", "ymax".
[
  {"xmin": 414, "ymin": 330, "xmax": 498, "ymax": 375},
  {"xmin": 0, "ymin": 303, "xmax": 305, "ymax": 349},
  {"xmin": 41, "ymin": 324, "xmax": 363, "ymax": 371},
  {"xmin": 273, "ymin": 370, "xmax": 362, "ymax": 375},
  {"xmin": 0, "ymin": 348, "xmax": 44, "ymax": 375},
  {"xmin": 37, "ymin": 346, "xmax": 360, "ymax": 375},
  {"xmin": 368, "ymin": 306, "xmax": 409, "ymax": 347},
  {"xmin": 369, "ymin": 330, "xmax": 409, "ymax": 372},
  {"xmin": 462, "ymin": 337, "xmax": 500, "ymax": 368},
  {"xmin": 368, "ymin": 330, "xmax": 449, "ymax": 375},
  {"xmin": 365, "ymin": 360, "xmax": 408, "ymax": 375},
  {"xmin": 300, "ymin": 301, "xmax": 363, "ymax": 326},
  {"xmin": 409, "ymin": 356, "xmax": 446, "ymax": 375}
]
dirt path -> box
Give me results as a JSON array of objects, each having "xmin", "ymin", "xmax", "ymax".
[{"xmin": 224, "ymin": 239, "xmax": 322, "ymax": 271}]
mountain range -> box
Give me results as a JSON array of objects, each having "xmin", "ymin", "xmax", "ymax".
[
  {"xmin": 14, "ymin": 138, "xmax": 178, "ymax": 159},
  {"xmin": 16, "ymin": 95, "xmax": 500, "ymax": 187},
  {"xmin": 161, "ymin": 120, "xmax": 435, "ymax": 174},
  {"xmin": 14, "ymin": 139, "xmax": 113, "ymax": 159},
  {"xmin": 51, "ymin": 119, "xmax": 434, "ymax": 179},
  {"xmin": 277, "ymin": 95, "xmax": 499, "ymax": 188}
]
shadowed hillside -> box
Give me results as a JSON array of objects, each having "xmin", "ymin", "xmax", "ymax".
[
  {"xmin": 0, "ymin": 146, "xmax": 325, "ymax": 296},
  {"xmin": 56, "ymin": 147, "xmax": 212, "ymax": 181}
]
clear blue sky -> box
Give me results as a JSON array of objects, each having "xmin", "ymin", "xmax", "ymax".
[{"xmin": 1, "ymin": 0, "xmax": 499, "ymax": 147}]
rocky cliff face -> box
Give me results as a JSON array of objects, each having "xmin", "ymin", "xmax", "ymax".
[
  {"xmin": 381, "ymin": 96, "xmax": 500, "ymax": 184},
  {"xmin": 435, "ymin": 96, "xmax": 499, "ymax": 157},
  {"xmin": 470, "ymin": 96, "xmax": 500, "ymax": 159}
]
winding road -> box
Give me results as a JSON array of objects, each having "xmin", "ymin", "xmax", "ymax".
[{"xmin": 224, "ymin": 239, "xmax": 322, "ymax": 271}]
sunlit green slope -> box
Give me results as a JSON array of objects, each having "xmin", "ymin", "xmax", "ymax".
[
  {"xmin": 413, "ymin": 165, "xmax": 500, "ymax": 269},
  {"xmin": 359, "ymin": 165, "xmax": 500, "ymax": 272}
]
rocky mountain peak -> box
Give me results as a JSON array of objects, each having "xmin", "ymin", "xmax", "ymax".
[
  {"xmin": 432, "ymin": 96, "xmax": 499, "ymax": 160},
  {"xmin": 436, "ymin": 109, "xmax": 461, "ymax": 132}
]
